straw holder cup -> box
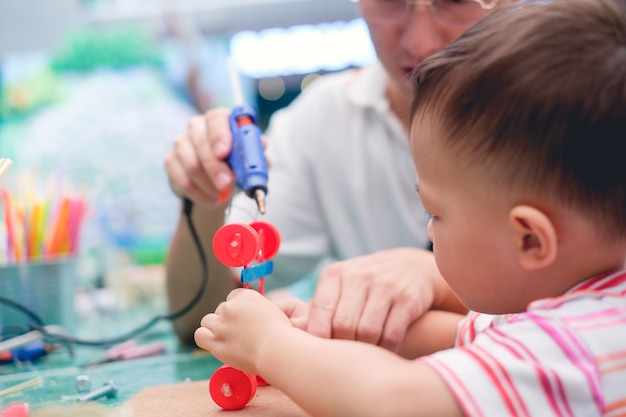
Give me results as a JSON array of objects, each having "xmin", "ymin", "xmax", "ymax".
[{"xmin": 0, "ymin": 258, "xmax": 77, "ymax": 332}]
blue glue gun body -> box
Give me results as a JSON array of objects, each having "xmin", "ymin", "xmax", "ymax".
[{"xmin": 227, "ymin": 104, "xmax": 268, "ymax": 199}]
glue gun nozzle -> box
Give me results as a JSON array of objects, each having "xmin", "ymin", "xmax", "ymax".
[{"xmin": 254, "ymin": 189, "xmax": 266, "ymax": 214}]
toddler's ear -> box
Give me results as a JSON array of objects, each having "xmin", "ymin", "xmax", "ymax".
[{"xmin": 509, "ymin": 205, "xmax": 557, "ymax": 270}]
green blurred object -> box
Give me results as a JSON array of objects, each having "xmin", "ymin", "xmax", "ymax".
[
  {"xmin": 51, "ymin": 26, "xmax": 163, "ymax": 72},
  {"xmin": 128, "ymin": 238, "xmax": 170, "ymax": 266},
  {"xmin": 0, "ymin": 123, "xmax": 26, "ymax": 159},
  {"xmin": 0, "ymin": 69, "xmax": 62, "ymax": 121}
]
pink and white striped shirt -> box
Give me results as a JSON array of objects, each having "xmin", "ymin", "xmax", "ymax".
[{"xmin": 421, "ymin": 270, "xmax": 626, "ymax": 417}]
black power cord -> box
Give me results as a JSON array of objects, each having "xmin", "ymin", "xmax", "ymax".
[{"xmin": 0, "ymin": 197, "xmax": 207, "ymax": 347}]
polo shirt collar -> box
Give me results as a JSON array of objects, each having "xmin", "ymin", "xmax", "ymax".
[{"xmin": 347, "ymin": 61, "xmax": 390, "ymax": 113}]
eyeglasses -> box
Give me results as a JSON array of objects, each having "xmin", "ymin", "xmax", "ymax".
[{"xmin": 351, "ymin": 0, "xmax": 501, "ymax": 27}]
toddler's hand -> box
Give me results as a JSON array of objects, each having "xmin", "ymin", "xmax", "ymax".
[{"xmin": 194, "ymin": 288, "xmax": 293, "ymax": 374}]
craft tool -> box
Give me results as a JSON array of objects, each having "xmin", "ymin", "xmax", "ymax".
[
  {"xmin": 75, "ymin": 375, "xmax": 92, "ymax": 393},
  {"xmin": 0, "ymin": 339, "xmax": 53, "ymax": 363},
  {"xmin": 0, "ymin": 325, "xmax": 68, "ymax": 353},
  {"xmin": 81, "ymin": 340, "xmax": 165, "ymax": 368},
  {"xmin": 77, "ymin": 381, "xmax": 118, "ymax": 402},
  {"xmin": 225, "ymin": 58, "xmax": 268, "ymax": 214}
]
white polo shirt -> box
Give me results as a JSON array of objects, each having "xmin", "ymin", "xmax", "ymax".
[{"xmin": 227, "ymin": 63, "xmax": 431, "ymax": 293}]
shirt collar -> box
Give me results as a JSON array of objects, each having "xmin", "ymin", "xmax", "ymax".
[
  {"xmin": 527, "ymin": 269, "xmax": 626, "ymax": 311},
  {"xmin": 347, "ymin": 62, "xmax": 408, "ymax": 139},
  {"xmin": 347, "ymin": 61, "xmax": 390, "ymax": 113}
]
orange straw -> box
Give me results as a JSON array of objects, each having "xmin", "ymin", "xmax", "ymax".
[{"xmin": 46, "ymin": 196, "xmax": 71, "ymax": 256}]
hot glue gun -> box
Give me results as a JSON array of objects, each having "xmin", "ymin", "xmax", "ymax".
[{"xmin": 226, "ymin": 58, "xmax": 268, "ymax": 214}]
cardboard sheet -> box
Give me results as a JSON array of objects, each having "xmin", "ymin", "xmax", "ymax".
[{"xmin": 124, "ymin": 380, "xmax": 311, "ymax": 417}]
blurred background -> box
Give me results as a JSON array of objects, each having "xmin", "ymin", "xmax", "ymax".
[
  {"xmin": 0, "ymin": 0, "xmax": 376, "ymax": 327},
  {"xmin": 0, "ymin": 0, "xmax": 374, "ymax": 300}
]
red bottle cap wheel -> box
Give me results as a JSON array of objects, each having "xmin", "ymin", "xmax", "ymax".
[
  {"xmin": 249, "ymin": 221, "xmax": 281, "ymax": 261},
  {"xmin": 209, "ymin": 365, "xmax": 257, "ymax": 410},
  {"xmin": 212, "ymin": 223, "xmax": 260, "ymax": 267}
]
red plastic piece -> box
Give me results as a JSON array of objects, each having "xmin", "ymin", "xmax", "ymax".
[
  {"xmin": 1, "ymin": 402, "xmax": 30, "ymax": 417},
  {"xmin": 209, "ymin": 221, "xmax": 281, "ymax": 410},
  {"xmin": 256, "ymin": 375, "xmax": 270, "ymax": 386},
  {"xmin": 212, "ymin": 223, "xmax": 260, "ymax": 267},
  {"xmin": 249, "ymin": 221, "xmax": 281, "ymax": 261},
  {"xmin": 209, "ymin": 365, "xmax": 258, "ymax": 410}
]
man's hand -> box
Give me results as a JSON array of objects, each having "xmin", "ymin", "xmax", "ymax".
[
  {"xmin": 165, "ymin": 107, "xmax": 267, "ymax": 207},
  {"xmin": 270, "ymin": 295, "xmax": 310, "ymax": 330},
  {"xmin": 306, "ymin": 248, "xmax": 454, "ymax": 353}
]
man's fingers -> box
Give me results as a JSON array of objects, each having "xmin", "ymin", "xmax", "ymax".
[
  {"xmin": 290, "ymin": 316, "xmax": 307, "ymax": 330},
  {"xmin": 195, "ymin": 112, "xmax": 235, "ymax": 192},
  {"xmin": 184, "ymin": 117, "xmax": 229, "ymax": 196},
  {"xmin": 166, "ymin": 153, "xmax": 213, "ymax": 205},
  {"xmin": 307, "ymin": 271, "xmax": 342, "ymax": 339},
  {"xmin": 204, "ymin": 108, "xmax": 233, "ymax": 157},
  {"xmin": 171, "ymin": 129, "xmax": 217, "ymax": 198},
  {"xmin": 355, "ymin": 296, "xmax": 390, "ymax": 346},
  {"xmin": 378, "ymin": 303, "xmax": 413, "ymax": 353},
  {"xmin": 272, "ymin": 297, "xmax": 309, "ymax": 319},
  {"xmin": 331, "ymin": 277, "xmax": 368, "ymax": 340}
]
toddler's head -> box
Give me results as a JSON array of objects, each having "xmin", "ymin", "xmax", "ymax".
[{"xmin": 409, "ymin": 0, "xmax": 626, "ymax": 313}]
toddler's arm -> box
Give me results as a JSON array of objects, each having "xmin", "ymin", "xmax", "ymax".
[{"xmin": 195, "ymin": 288, "xmax": 464, "ymax": 417}]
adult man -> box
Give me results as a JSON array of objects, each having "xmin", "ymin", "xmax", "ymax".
[{"xmin": 165, "ymin": 0, "xmax": 508, "ymax": 346}]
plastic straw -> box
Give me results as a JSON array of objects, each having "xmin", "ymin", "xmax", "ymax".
[
  {"xmin": 1, "ymin": 171, "xmax": 87, "ymax": 265},
  {"xmin": 0, "ymin": 158, "xmax": 13, "ymax": 180}
]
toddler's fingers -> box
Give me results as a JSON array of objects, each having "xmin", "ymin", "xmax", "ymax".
[
  {"xmin": 200, "ymin": 312, "xmax": 218, "ymax": 328},
  {"xmin": 226, "ymin": 288, "xmax": 247, "ymax": 301},
  {"xmin": 194, "ymin": 327, "xmax": 215, "ymax": 350}
]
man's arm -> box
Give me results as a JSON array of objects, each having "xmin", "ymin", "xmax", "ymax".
[
  {"xmin": 164, "ymin": 108, "xmax": 243, "ymax": 343},
  {"xmin": 166, "ymin": 202, "xmax": 239, "ymax": 344}
]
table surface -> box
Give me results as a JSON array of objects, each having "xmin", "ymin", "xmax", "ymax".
[
  {"xmin": 125, "ymin": 380, "xmax": 310, "ymax": 417},
  {"xmin": 0, "ymin": 302, "xmax": 223, "ymax": 413}
]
